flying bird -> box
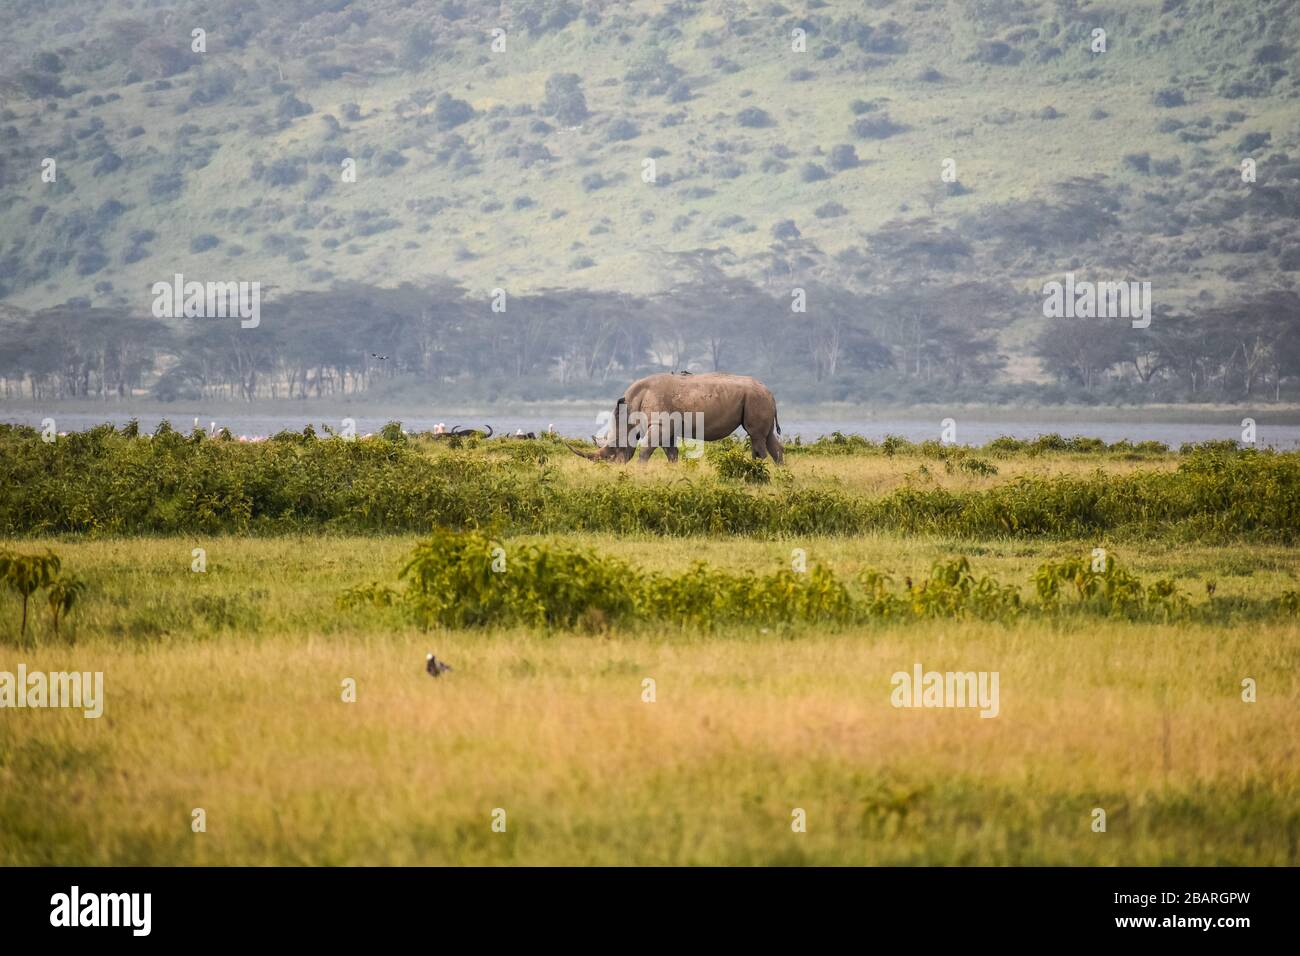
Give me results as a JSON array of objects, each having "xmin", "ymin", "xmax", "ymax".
[
  {"xmin": 426, "ymin": 653, "xmax": 453, "ymax": 677},
  {"xmin": 371, "ymin": 352, "xmax": 388, "ymax": 361}
]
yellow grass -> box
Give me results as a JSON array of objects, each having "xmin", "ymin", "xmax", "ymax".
[{"xmin": 2, "ymin": 534, "xmax": 1297, "ymax": 865}]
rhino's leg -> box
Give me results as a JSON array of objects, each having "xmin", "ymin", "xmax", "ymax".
[
  {"xmin": 662, "ymin": 416, "xmax": 680, "ymax": 462},
  {"xmin": 741, "ymin": 401, "xmax": 774, "ymax": 460},
  {"xmin": 637, "ymin": 415, "xmax": 665, "ymax": 463},
  {"xmin": 766, "ymin": 430, "xmax": 784, "ymax": 465}
]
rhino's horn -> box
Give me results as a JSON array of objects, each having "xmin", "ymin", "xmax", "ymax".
[{"xmin": 566, "ymin": 441, "xmax": 606, "ymax": 462}]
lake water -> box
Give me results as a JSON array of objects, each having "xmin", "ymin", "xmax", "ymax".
[{"xmin": 4, "ymin": 410, "xmax": 1298, "ymax": 449}]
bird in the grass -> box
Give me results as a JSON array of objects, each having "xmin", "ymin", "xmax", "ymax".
[{"xmin": 426, "ymin": 653, "xmax": 453, "ymax": 677}]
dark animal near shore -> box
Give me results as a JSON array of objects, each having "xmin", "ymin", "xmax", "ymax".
[{"xmin": 432, "ymin": 425, "xmax": 494, "ymax": 440}]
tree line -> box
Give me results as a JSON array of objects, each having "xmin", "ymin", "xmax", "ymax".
[{"xmin": 1, "ymin": 278, "xmax": 1297, "ymax": 404}]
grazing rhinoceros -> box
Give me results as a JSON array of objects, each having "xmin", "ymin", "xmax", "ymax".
[{"xmin": 568, "ymin": 372, "xmax": 784, "ymax": 464}]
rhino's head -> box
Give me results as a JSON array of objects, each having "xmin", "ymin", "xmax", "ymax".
[{"xmin": 567, "ymin": 397, "xmax": 640, "ymax": 463}]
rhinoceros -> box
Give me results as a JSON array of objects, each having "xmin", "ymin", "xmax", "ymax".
[{"xmin": 569, "ymin": 372, "xmax": 784, "ymax": 464}]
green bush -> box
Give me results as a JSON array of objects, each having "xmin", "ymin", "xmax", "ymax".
[
  {"xmin": 711, "ymin": 442, "xmax": 771, "ymax": 484},
  {"xmin": 390, "ymin": 528, "xmax": 637, "ymax": 629},
  {"xmin": 341, "ymin": 533, "xmax": 1271, "ymax": 632},
  {"xmin": 959, "ymin": 458, "xmax": 999, "ymax": 477},
  {"xmin": 1, "ymin": 426, "xmax": 1296, "ymax": 541}
]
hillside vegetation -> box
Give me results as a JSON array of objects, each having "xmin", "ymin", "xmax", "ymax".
[{"xmin": 1, "ymin": 0, "xmax": 1298, "ymax": 404}]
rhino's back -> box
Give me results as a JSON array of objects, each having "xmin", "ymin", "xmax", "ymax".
[{"xmin": 633, "ymin": 372, "xmax": 771, "ymax": 401}]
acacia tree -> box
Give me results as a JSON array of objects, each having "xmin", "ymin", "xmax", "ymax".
[
  {"xmin": 0, "ymin": 550, "xmax": 61, "ymax": 640},
  {"xmin": 541, "ymin": 73, "xmax": 588, "ymax": 126},
  {"xmin": 1033, "ymin": 319, "xmax": 1130, "ymax": 391},
  {"xmin": 47, "ymin": 576, "xmax": 85, "ymax": 639}
]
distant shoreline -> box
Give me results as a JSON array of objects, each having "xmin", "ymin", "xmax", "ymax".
[{"xmin": 3, "ymin": 399, "xmax": 1299, "ymax": 426}]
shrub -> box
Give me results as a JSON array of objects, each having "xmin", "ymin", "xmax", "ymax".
[
  {"xmin": 973, "ymin": 40, "xmax": 1022, "ymax": 65},
  {"xmin": 606, "ymin": 118, "xmax": 639, "ymax": 141},
  {"xmin": 434, "ymin": 93, "xmax": 474, "ymax": 130},
  {"xmin": 541, "ymin": 73, "xmax": 588, "ymax": 125},
  {"xmin": 959, "ymin": 458, "xmax": 998, "ymax": 477},
  {"xmin": 711, "ymin": 443, "xmax": 771, "ymax": 484},
  {"xmin": 276, "ymin": 94, "xmax": 313, "ymax": 120},
  {"xmin": 771, "ymin": 219, "xmax": 801, "ymax": 240},
  {"xmin": 852, "ymin": 114, "xmax": 906, "ymax": 139},
  {"xmin": 828, "ymin": 144, "xmax": 859, "ymax": 170},
  {"xmin": 1, "ymin": 427, "xmax": 1295, "ymax": 542},
  {"xmin": 800, "ymin": 162, "xmax": 829, "ymax": 182},
  {"xmin": 149, "ymin": 172, "xmax": 184, "ymax": 200},
  {"xmin": 1123, "ymin": 152, "xmax": 1150, "ymax": 173},
  {"xmin": 344, "ymin": 537, "xmax": 1239, "ymax": 632},
  {"xmin": 1237, "ymin": 131, "xmax": 1271, "ymax": 154},
  {"xmin": 395, "ymin": 528, "xmax": 638, "ymax": 629},
  {"xmin": 737, "ymin": 107, "xmax": 773, "ymax": 128}
]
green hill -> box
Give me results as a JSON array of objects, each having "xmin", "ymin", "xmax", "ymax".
[{"xmin": 1, "ymin": 0, "xmax": 1298, "ymax": 403}]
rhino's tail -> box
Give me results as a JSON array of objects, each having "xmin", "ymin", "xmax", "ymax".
[{"xmin": 775, "ymin": 412, "xmax": 782, "ymax": 436}]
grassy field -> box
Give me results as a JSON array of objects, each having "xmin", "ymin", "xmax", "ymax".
[{"xmin": 2, "ymin": 436, "xmax": 1299, "ymax": 865}]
